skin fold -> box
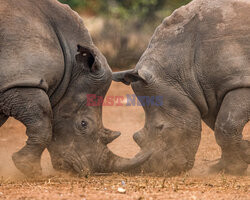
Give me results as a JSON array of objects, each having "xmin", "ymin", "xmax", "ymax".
[
  {"xmin": 0, "ymin": 0, "xmax": 150, "ymax": 176},
  {"xmin": 113, "ymin": 0, "xmax": 250, "ymax": 175}
]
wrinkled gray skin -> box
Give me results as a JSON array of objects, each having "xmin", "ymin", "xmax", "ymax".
[
  {"xmin": 0, "ymin": 0, "xmax": 150, "ymax": 176},
  {"xmin": 113, "ymin": 0, "xmax": 250, "ymax": 175}
]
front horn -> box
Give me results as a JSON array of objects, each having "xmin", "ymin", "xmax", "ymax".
[
  {"xmin": 107, "ymin": 150, "xmax": 152, "ymax": 172},
  {"xmin": 100, "ymin": 129, "xmax": 121, "ymax": 144}
]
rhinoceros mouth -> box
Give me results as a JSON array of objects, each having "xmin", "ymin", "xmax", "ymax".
[
  {"xmin": 137, "ymin": 145, "xmax": 194, "ymax": 176},
  {"xmin": 48, "ymin": 141, "xmax": 152, "ymax": 174},
  {"xmin": 49, "ymin": 149, "xmax": 91, "ymax": 175}
]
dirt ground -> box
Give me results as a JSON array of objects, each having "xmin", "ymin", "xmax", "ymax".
[{"xmin": 0, "ymin": 82, "xmax": 249, "ymax": 200}]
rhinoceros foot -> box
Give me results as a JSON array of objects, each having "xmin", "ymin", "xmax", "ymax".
[
  {"xmin": 209, "ymin": 157, "xmax": 248, "ymax": 176},
  {"xmin": 12, "ymin": 149, "xmax": 42, "ymax": 177}
]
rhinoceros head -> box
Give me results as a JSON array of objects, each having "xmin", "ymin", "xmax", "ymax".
[
  {"xmin": 48, "ymin": 45, "xmax": 150, "ymax": 174},
  {"xmin": 112, "ymin": 56, "xmax": 201, "ymax": 175}
]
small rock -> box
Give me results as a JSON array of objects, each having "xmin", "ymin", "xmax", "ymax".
[
  {"xmin": 121, "ymin": 181, "xmax": 125, "ymax": 186},
  {"xmin": 117, "ymin": 187, "xmax": 126, "ymax": 194},
  {"xmin": 191, "ymin": 195, "xmax": 197, "ymax": 200}
]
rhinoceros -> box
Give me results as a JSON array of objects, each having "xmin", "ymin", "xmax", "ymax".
[
  {"xmin": 0, "ymin": 0, "xmax": 150, "ymax": 176},
  {"xmin": 113, "ymin": 0, "xmax": 250, "ymax": 175}
]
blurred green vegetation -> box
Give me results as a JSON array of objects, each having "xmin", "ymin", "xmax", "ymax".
[
  {"xmin": 59, "ymin": 0, "xmax": 192, "ymax": 69},
  {"xmin": 59, "ymin": 0, "xmax": 192, "ymax": 21}
]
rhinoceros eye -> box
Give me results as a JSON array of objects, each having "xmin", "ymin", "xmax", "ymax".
[{"xmin": 81, "ymin": 120, "xmax": 88, "ymax": 129}]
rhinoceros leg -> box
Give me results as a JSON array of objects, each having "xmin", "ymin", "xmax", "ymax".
[
  {"xmin": 1, "ymin": 88, "xmax": 52, "ymax": 176},
  {"xmin": 211, "ymin": 88, "xmax": 250, "ymax": 175}
]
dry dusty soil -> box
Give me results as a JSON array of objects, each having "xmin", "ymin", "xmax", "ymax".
[{"xmin": 0, "ymin": 82, "xmax": 249, "ymax": 200}]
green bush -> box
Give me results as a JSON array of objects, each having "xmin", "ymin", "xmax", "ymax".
[
  {"xmin": 58, "ymin": 0, "xmax": 192, "ymax": 69},
  {"xmin": 59, "ymin": 0, "xmax": 192, "ymax": 21},
  {"xmin": 59, "ymin": 0, "xmax": 87, "ymax": 9},
  {"xmin": 98, "ymin": 0, "xmax": 165, "ymax": 21}
]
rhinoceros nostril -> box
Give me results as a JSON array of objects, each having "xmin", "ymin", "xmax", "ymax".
[
  {"xmin": 133, "ymin": 132, "xmax": 141, "ymax": 143},
  {"xmin": 133, "ymin": 132, "xmax": 139, "ymax": 140},
  {"xmin": 57, "ymin": 159, "xmax": 63, "ymax": 166},
  {"xmin": 133, "ymin": 131, "xmax": 146, "ymax": 148}
]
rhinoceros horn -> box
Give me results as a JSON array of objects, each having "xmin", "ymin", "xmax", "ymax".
[
  {"xmin": 100, "ymin": 129, "xmax": 121, "ymax": 144},
  {"xmin": 108, "ymin": 150, "xmax": 152, "ymax": 172}
]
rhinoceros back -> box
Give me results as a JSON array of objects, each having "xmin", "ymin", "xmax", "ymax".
[
  {"xmin": 0, "ymin": 0, "xmax": 65, "ymax": 95},
  {"xmin": 150, "ymin": 0, "xmax": 250, "ymax": 103},
  {"xmin": 193, "ymin": 0, "xmax": 250, "ymax": 100}
]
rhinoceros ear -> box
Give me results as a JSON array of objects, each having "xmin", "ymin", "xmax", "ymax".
[
  {"xmin": 112, "ymin": 69, "xmax": 148, "ymax": 85},
  {"xmin": 76, "ymin": 45, "xmax": 100, "ymax": 72}
]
